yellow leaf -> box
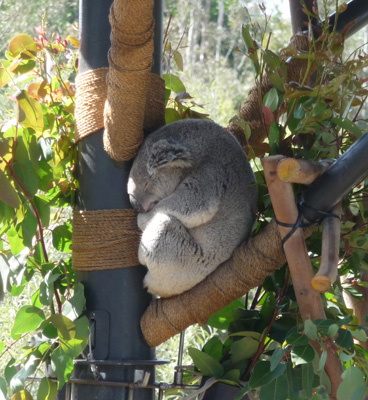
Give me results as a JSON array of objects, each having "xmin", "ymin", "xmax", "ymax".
[
  {"xmin": 67, "ymin": 36, "xmax": 79, "ymax": 48},
  {"xmin": 9, "ymin": 34, "xmax": 37, "ymax": 58}
]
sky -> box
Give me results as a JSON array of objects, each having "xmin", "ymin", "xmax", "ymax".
[{"xmin": 260, "ymin": 0, "xmax": 292, "ymax": 21}]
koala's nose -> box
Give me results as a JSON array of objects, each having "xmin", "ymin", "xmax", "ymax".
[{"xmin": 129, "ymin": 195, "xmax": 143, "ymax": 213}]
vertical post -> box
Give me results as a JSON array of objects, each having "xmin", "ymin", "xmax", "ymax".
[
  {"xmin": 288, "ymin": 0, "xmax": 318, "ymax": 34},
  {"xmin": 72, "ymin": 0, "xmax": 163, "ymax": 399}
]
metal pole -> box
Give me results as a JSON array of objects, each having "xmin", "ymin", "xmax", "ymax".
[
  {"xmin": 288, "ymin": 0, "xmax": 318, "ymax": 35},
  {"xmin": 72, "ymin": 0, "xmax": 163, "ymax": 399},
  {"xmin": 328, "ymin": 0, "xmax": 368, "ymax": 38},
  {"xmin": 299, "ymin": 131, "xmax": 368, "ymax": 223}
]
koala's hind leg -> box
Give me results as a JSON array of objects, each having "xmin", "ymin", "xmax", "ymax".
[{"xmin": 139, "ymin": 212, "xmax": 212, "ymax": 297}]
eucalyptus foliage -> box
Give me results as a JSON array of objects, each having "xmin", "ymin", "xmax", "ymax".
[{"xmin": 0, "ymin": 27, "xmax": 86, "ymax": 400}]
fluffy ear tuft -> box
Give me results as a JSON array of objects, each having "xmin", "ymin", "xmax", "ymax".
[{"xmin": 147, "ymin": 139, "xmax": 193, "ymax": 173}]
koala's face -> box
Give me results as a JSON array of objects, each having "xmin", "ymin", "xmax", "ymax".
[{"xmin": 128, "ymin": 137, "xmax": 193, "ymax": 213}]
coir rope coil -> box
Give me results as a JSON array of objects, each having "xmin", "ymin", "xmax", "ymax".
[
  {"xmin": 72, "ymin": 209, "xmax": 140, "ymax": 271},
  {"xmin": 75, "ymin": 68, "xmax": 165, "ymax": 144},
  {"xmin": 103, "ymin": 0, "xmax": 156, "ymax": 161}
]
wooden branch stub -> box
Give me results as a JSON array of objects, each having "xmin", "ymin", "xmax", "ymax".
[
  {"xmin": 262, "ymin": 155, "xmax": 343, "ymax": 399},
  {"xmin": 262, "ymin": 156, "xmax": 326, "ymax": 321},
  {"xmin": 311, "ymin": 202, "xmax": 342, "ymax": 293},
  {"xmin": 277, "ymin": 158, "xmax": 334, "ymax": 185}
]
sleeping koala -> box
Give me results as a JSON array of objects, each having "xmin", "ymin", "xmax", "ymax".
[{"xmin": 128, "ymin": 119, "xmax": 257, "ymax": 297}]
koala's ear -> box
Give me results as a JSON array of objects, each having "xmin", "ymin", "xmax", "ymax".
[{"xmin": 147, "ymin": 139, "xmax": 193, "ymax": 173}]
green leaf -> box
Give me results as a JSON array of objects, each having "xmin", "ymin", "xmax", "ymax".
[
  {"xmin": 286, "ymin": 363, "xmax": 301, "ymax": 400},
  {"xmin": 207, "ymin": 299, "xmax": 243, "ymax": 329},
  {"xmin": 6, "ymin": 226, "xmax": 25, "ymax": 256},
  {"xmin": 16, "ymin": 90, "xmax": 44, "ymax": 132},
  {"xmin": 50, "ymin": 346, "xmax": 74, "ymax": 390},
  {"xmin": 285, "ymin": 333, "xmax": 309, "ymax": 347},
  {"xmin": 269, "ymin": 122, "xmax": 279, "ymax": 155},
  {"xmin": 350, "ymin": 328, "xmax": 367, "ymax": 342},
  {"xmin": 241, "ymin": 25, "xmax": 260, "ymax": 74},
  {"xmin": 188, "ymin": 347, "xmax": 224, "ymax": 378},
  {"xmin": 221, "ymin": 369, "xmax": 240, "ymax": 385},
  {"xmin": 304, "ymin": 319, "xmax": 318, "ymax": 340},
  {"xmin": 11, "ymin": 59, "xmax": 36, "ymax": 75},
  {"xmin": 49, "ymin": 314, "xmax": 76, "ymax": 341},
  {"xmin": 327, "ymin": 324, "xmax": 339, "ymax": 338},
  {"xmin": 165, "ymin": 108, "xmax": 181, "ymax": 124},
  {"xmin": 234, "ymin": 383, "xmax": 251, "ymax": 400},
  {"xmin": 270, "ymin": 347, "xmax": 288, "ymax": 372},
  {"xmin": 11, "ymin": 305, "xmax": 45, "ymax": 338},
  {"xmin": 248, "ymin": 361, "xmax": 286, "ymax": 390},
  {"xmin": 10, "ymin": 351, "xmax": 41, "ymax": 393},
  {"xmin": 337, "ymin": 367, "xmax": 365, "ymax": 400},
  {"xmin": 42, "ymin": 322, "xmax": 58, "ymax": 339},
  {"xmin": 33, "ymin": 197, "xmax": 50, "ymax": 227},
  {"xmin": 163, "ymin": 73, "xmax": 186, "ymax": 93},
  {"xmin": 0, "ymin": 60, "xmax": 12, "ymax": 88},
  {"xmin": 0, "ymin": 376, "xmax": 7, "ymax": 400},
  {"xmin": 62, "ymin": 283, "xmax": 86, "ymax": 321},
  {"xmin": 13, "ymin": 140, "xmax": 39, "ymax": 196},
  {"xmin": 230, "ymin": 337, "xmax": 259, "ymax": 364},
  {"xmin": 173, "ymin": 50, "xmax": 183, "ymax": 71},
  {"xmin": 339, "ymin": 351, "xmax": 354, "ymax": 362},
  {"xmin": 332, "ymin": 117, "xmax": 362, "ymax": 137},
  {"xmin": 263, "ymin": 88, "xmax": 279, "ymax": 112},
  {"xmin": 37, "ymin": 377, "xmax": 57, "ymax": 400},
  {"xmin": 52, "ymin": 224, "xmax": 72, "ymax": 253},
  {"xmin": 301, "ymin": 362, "xmax": 314, "ymax": 398},
  {"xmin": 318, "ymin": 350, "xmax": 327, "ymax": 373},
  {"xmin": 335, "ymin": 328, "xmax": 354, "ymax": 350},
  {"xmin": 259, "ymin": 372, "xmax": 288, "ymax": 400},
  {"xmin": 39, "ymin": 281, "xmax": 53, "ymax": 306},
  {"xmin": 291, "ymin": 344, "xmax": 315, "ymax": 365},
  {"xmin": 21, "ymin": 209, "xmax": 38, "ymax": 247},
  {"xmin": 5, "ymin": 358, "xmax": 17, "ymax": 385},
  {"xmin": 0, "ymin": 169, "xmax": 20, "ymax": 209},
  {"xmin": 264, "ymin": 49, "xmax": 285, "ymax": 92},
  {"xmin": 229, "ymin": 331, "xmax": 262, "ymax": 340},
  {"xmin": 59, "ymin": 316, "xmax": 89, "ymax": 358},
  {"xmin": 203, "ymin": 336, "xmax": 223, "ymax": 363}
]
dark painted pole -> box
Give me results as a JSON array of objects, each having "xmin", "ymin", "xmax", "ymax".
[
  {"xmin": 71, "ymin": 0, "xmax": 163, "ymax": 399},
  {"xmin": 328, "ymin": 0, "xmax": 368, "ymax": 38},
  {"xmin": 289, "ymin": 0, "xmax": 368, "ymax": 38},
  {"xmin": 288, "ymin": 0, "xmax": 318, "ymax": 35},
  {"xmin": 299, "ymin": 131, "xmax": 368, "ymax": 223}
]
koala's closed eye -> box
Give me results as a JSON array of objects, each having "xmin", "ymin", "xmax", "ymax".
[{"xmin": 128, "ymin": 118, "xmax": 257, "ymax": 298}]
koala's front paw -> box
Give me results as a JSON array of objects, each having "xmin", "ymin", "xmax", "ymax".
[{"xmin": 137, "ymin": 211, "xmax": 152, "ymax": 231}]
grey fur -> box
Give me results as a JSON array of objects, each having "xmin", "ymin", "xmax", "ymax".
[{"xmin": 128, "ymin": 119, "xmax": 257, "ymax": 297}]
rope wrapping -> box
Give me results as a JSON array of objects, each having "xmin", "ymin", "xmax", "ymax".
[
  {"xmin": 103, "ymin": 0, "xmax": 156, "ymax": 161},
  {"xmin": 75, "ymin": 69, "xmax": 166, "ymax": 144},
  {"xmin": 75, "ymin": 68, "xmax": 109, "ymax": 143},
  {"xmin": 72, "ymin": 209, "xmax": 140, "ymax": 271}
]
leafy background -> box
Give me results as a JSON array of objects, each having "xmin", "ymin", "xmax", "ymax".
[{"xmin": 0, "ymin": 0, "xmax": 368, "ymax": 400}]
